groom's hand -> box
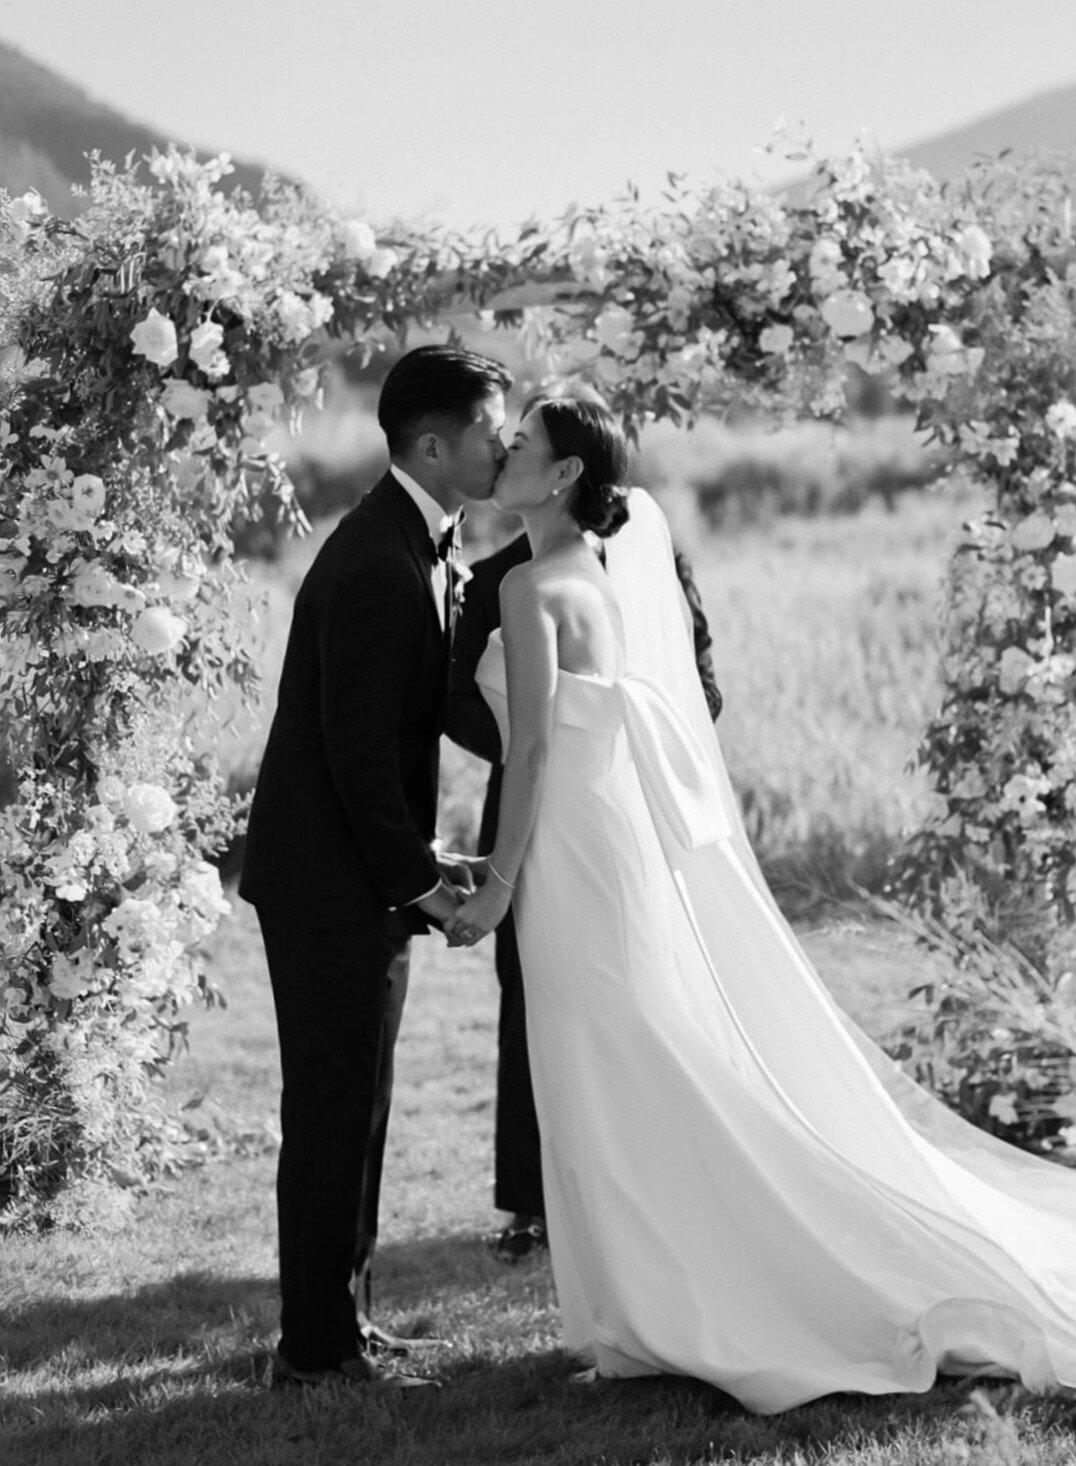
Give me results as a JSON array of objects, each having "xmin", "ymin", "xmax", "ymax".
[
  {"xmin": 416, "ymin": 879, "xmax": 465, "ymax": 929},
  {"xmin": 436, "ymin": 852, "xmax": 482, "ymax": 896}
]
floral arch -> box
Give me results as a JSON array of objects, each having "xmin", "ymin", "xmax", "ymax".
[{"xmin": 2, "ymin": 144, "xmax": 1075, "ymax": 1218}]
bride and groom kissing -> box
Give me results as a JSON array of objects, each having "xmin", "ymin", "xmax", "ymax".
[{"xmin": 241, "ymin": 345, "xmax": 1076, "ymax": 1407}]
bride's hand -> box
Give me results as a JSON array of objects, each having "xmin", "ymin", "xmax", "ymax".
[{"xmin": 445, "ymin": 881, "xmax": 511, "ymax": 947}]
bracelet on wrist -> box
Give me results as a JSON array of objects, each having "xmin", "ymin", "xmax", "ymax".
[{"xmin": 487, "ymin": 859, "xmax": 516, "ymax": 892}]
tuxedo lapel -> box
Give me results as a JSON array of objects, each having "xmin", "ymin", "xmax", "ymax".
[{"xmin": 369, "ymin": 472, "xmax": 441, "ymax": 625}]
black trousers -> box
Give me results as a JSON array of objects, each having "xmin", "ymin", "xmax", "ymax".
[
  {"xmin": 257, "ymin": 907, "xmax": 410, "ymax": 1371},
  {"xmin": 493, "ymin": 908, "xmax": 544, "ymax": 1217}
]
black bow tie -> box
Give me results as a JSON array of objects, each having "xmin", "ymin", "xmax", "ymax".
[{"xmin": 433, "ymin": 514, "xmax": 464, "ymax": 562}]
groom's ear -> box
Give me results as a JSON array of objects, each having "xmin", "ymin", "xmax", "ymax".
[{"xmin": 415, "ymin": 430, "xmax": 442, "ymax": 464}]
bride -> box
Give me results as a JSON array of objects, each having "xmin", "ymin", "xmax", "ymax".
[{"xmin": 445, "ymin": 394, "xmax": 1076, "ymax": 1414}]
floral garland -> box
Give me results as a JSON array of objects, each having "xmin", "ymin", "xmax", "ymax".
[{"xmin": 2, "ymin": 142, "xmax": 1075, "ymax": 1215}]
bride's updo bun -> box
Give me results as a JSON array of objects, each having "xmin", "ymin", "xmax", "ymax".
[{"xmin": 532, "ymin": 392, "xmax": 630, "ymax": 539}]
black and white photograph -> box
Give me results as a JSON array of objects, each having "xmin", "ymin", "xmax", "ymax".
[{"xmin": 3, "ymin": 2, "xmax": 1076, "ymax": 1461}]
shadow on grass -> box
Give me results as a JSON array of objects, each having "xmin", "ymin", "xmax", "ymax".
[{"xmin": 4, "ymin": 1243, "xmax": 1073, "ymax": 1466}]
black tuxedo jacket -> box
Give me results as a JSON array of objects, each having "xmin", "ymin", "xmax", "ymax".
[{"xmin": 240, "ymin": 472, "xmax": 445, "ymax": 933}]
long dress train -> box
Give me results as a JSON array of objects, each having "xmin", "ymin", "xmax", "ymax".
[{"xmin": 474, "ymin": 488, "xmax": 1076, "ymax": 1415}]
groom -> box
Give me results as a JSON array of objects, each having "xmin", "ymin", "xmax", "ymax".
[{"xmin": 240, "ymin": 344, "xmax": 512, "ymax": 1388}]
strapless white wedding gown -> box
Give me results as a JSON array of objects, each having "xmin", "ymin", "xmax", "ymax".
[{"xmin": 473, "ymin": 490, "xmax": 1076, "ymax": 1416}]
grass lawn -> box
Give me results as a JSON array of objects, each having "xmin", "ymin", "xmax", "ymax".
[{"xmin": 3, "ymin": 901, "xmax": 1076, "ymax": 1465}]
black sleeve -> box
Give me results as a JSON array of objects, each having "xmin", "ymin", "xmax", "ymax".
[
  {"xmin": 445, "ymin": 564, "xmax": 503, "ymax": 765},
  {"xmin": 317, "ymin": 561, "xmax": 440, "ymax": 908},
  {"xmin": 673, "ymin": 548, "xmax": 723, "ymax": 723}
]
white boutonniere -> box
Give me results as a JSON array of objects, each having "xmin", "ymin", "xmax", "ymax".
[{"xmin": 450, "ymin": 559, "xmax": 472, "ymax": 632}]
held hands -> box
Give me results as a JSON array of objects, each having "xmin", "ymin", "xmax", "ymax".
[{"xmin": 444, "ymin": 879, "xmax": 512, "ymax": 948}]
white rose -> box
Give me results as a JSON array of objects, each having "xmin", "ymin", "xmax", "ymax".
[
  {"xmin": 181, "ymin": 860, "xmax": 232, "ymax": 919},
  {"xmin": 70, "ymin": 474, "xmax": 107, "ymax": 524},
  {"xmin": 189, "ymin": 320, "xmax": 227, "ymax": 377},
  {"xmin": 277, "ymin": 291, "xmax": 312, "ymax": 343},
  {"xmin": 161, "ymin": 378, "xmax": 210, "ymax": 421},
  {"xmin": 759, "ymin": 324, "xmax": 794, "ymax": 356},
  {"xmin": 1046, "ymin": 401, "xmax": 1076, "ymax": 440},
  {"xmin": 364, "ymin": 249, "xmax": 398, "ymax": 281},
  {"xmin": 341, "ymin": 219, "xmax": 377, "ymax": 261},
  {"xmin": 122, "ymin": 782, "xmax": 178, "ymax": 834},
  {"xmin": 820, "ymin": 289, "xmax": 874, "ymax": 339},
  {"xmin": 9, "ymin": 190, "xmax": 47, "ymax": 226},
  {"xmin": 130, "ymin": 308, "xmax": 179, "ymax": 369},
  {"xmin": 130, "ymin": 606, "xmax": 187, "ymax": 654},
  {"xmin": 1011, "ymin": 511, "xmax": 1055, "ymax": 553},
  {"xmin": 957, "ymin": 224, "xmax": 992, "ymax": 279},
  {"xmin": 68, "ymin": 563, "xmax": 120, "ymax": 608}
]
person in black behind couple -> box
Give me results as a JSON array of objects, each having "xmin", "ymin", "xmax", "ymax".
[{"xmin": 240, "ymin": 345, "xmax": 720, "ymax": 1389}]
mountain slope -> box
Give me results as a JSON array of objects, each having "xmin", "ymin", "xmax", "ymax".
[
  {"xmin": 899, "ymin": 81, "xmax": 1076, "ymax": 178},
  {"xmin": 0, "ymin": 39, "xmax": 277, "ymax": 215}
]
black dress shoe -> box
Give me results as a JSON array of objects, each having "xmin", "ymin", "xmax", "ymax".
[
  {"xmin": 487, "ymin": 1214, "xmax": 548, "ymax": 1263},
  {"xmin": 270, "ymin": 1347, "xmax": 441, "ymax": 1392},
  {"xmin": 270, "ymin": 1348, "xmax": 380, "ymax": 1391}
]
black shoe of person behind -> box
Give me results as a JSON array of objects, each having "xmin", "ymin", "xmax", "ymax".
[
  {"xmin": 487, "ymin": 1214, "xmax": 548, "ymax": 1263},
  {"xmin": 270, "ymin": 1346, "xmax": 441, "ymax": 1391}
]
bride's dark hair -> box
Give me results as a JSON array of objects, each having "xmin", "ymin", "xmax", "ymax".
[{"xmin": 529, "ymin": 392, "xmax": 630, "ymax": 538}]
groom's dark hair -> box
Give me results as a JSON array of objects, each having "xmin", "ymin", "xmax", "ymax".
[{"xmin": 378, "ymin": 345, "xmax": 513, "ymax": 455}]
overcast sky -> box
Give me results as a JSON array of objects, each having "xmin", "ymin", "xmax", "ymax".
[{"xmin": 4, "ymin": 1, "xmax": 1076, "ymax": 230}]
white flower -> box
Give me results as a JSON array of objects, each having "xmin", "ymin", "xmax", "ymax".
[
  {"xmin": 1051, "ymin": 553, "xmax": 1076, "ymax": 598},
  {"xmin": 130, "ymin": 606, "xmax": 187, "ymax": 654},
  {"xmin": 122, "ymin": 783, "xmax": 178, "ymax": 834},
  {"xmin": 161, "ymin": 378, "xmax": 210, "ymax": 421},
  {"xmin": 67, "ymin": 474, "xmax": 106, "ymax": 527},
  {"xmin": 820, "ymin": 289, "xmax": 873, "ymax": 339},
  {"xmin": 247, "ymin": 382, "xmax": 284, "ymax": 416},
  {"xmin": 1046, "ymin": 401, "xmax": 1076, "ymax": 440},
  {"xmin": 68, "ymin": 563, "xmax": 122, "ymax": 608},
  {"xmin": 998, "ymin": 645, "xmax": 1035, "ymax": 695},
  {"xmin": 956, "ymin": 224, "xmax": 992, "ymax": 279},
  {"xmin": 130, "ymin": 309, "xmax": 179, "ymax": 369},
  {"xmin": 340, "ymin": 219, "xmax": 377, "ymax": 261},
  {"xmin": 277, "ymin": 291, "xmax": 313, "ymax": 343},
  {"xmin": 9, "ymin": 190, "xmax": 47, "ymax": 226},
  {"xmin": 879, "ymin": 335, "xmax": 914, "ymax": 366},
  {"xmin": 104, "ymin": 896, "xmax": 165, "ymax": 950},
  {"xmin": 189, "ymin": 320, "xmax": 229, "ymax": 379},
  {"xmin": 365, "ymin": 244, "xmax": 398, "ymax": 275},
  {"xmin": 987, "ymin": 1092, "xmax": 1019, "ymax": 1126},
  {"xmin": 0, "ymin": 553, "xmax": 26, "ymax": 599},
  {"xmin": 50, "ymin": 953, "xmax": 89, "ymax": 1000},
  {"xmin": 198, "ymin": 243, "xmax": 230, "ymax": 275},
  {"xmin": 181, "ymin": 860, "xmax": 231, "ymax": 920},
  {"xmin": 759, "ymin": 324, "xmax": 794, "ymax": 356},
  {"xmin": 1011, "ymin": 511, "xmax": 1055, "ymax": 553}
]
